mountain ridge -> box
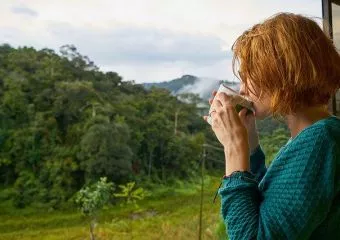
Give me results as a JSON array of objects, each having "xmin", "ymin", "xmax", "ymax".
[{"xmin": 142, "ymin": 74, "xmax": 240, "ymax": 100}]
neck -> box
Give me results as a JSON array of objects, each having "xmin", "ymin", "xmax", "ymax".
[{"xmin": 285, "ymin": 105, "xmax": 332, "ymax": 139}]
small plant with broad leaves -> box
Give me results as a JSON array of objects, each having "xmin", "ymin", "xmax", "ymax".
[
  {"xmin": 113, "ymin": 181, "xmax": 150, "ymax": 208},
  {"xmin": 75, "ymin": 177, "xmax": 114, "ymax": 240},
  {"xmin": 112, "ymin": 182, "xmax": 151, "ymax": 238}
]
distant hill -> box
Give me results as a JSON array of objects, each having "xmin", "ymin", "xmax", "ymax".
[
  {"xmin": 143, "ymin": 75, "xmax": 198, "ymax": 93},
  {"xmin": 142, "ymin": 75, "xmax": 240, "ymax": 100}
]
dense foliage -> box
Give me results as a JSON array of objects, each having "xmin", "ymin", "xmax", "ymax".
[
  {"xmin": 0, "ymin": 44, "xmax": 289, "ymax": 209},
  {"xmin": 0, "ymin": 44, "xmax": 223, "ymax": 208}
]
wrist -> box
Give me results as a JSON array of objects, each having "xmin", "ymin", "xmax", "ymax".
[
  {"xmin": 225, "ymin": 166, "xmax": 250, "ymax": 177},
  {"xmin": 224, "ymin": 141, "xmax": 249, "ymax": 157},
  {"xmin": 223, "ymin": 169, "xmax": 253, "ymax": 178},
  {"xmin": 224, "ymin": 148, "xmax": 250, "ymax": 176},
  {"xmin": 249, "ymin": 134, "xmax": 259, "ymax": 152}
]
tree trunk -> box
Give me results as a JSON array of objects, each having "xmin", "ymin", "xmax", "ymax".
[
  {"xmin": 162, "ymin": 165, "xmax": 165, "ymax": 183},
  {"xmin": 160, "ymin": 142, "xmax": 166, "ymax": 183},
  {"xmin": 198, "ymin": 146, "xmax": 206, "ymax": 240},
  {"xmin": 148, "ymin": 149, "xmax": 153, "ymax": 179},
  {"xmin": 90, "ymin": 218, "xmax": 96, "ymax": 240},
  {"xmin": 174, "ymin": 109, "xmax": 180, "ymax": 135}
]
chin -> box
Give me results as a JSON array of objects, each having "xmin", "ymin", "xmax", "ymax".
[
  {"xmin": 255, "ymin": 113, "xmax": 266, "ymax": 120},
  {"xmin": 254, "ymin": 109, "xmax": 270, "ymax": 120}
]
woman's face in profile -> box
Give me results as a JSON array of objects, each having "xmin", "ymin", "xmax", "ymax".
[{"xmin": 239, "ymin": 80, "xmax": 271, "ymax": 120}]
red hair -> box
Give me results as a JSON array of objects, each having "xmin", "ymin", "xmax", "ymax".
[{"xmin": 232, "ymin": 13, "xmax": 340, "ymax": 115}]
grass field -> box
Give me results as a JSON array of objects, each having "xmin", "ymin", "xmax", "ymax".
[{"xmin": 0, "ymin": 175, "xmax": 228, "ymax": 240}]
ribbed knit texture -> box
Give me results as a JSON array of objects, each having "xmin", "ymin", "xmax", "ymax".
[{"xmin": 218, "ymin": 116, "xmax": 340, "ymax": 240}]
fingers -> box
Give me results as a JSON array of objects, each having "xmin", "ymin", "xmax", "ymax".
[
  {"xmin": 238, "ymin": 108, "xmax": 248, "ymax": 126},
  {"xmin": 210, "ymin": 92, "xmax": 233, "ymax": 128},
  {"xmin": 211, "ymin": 98, "xmax": 223, "ymax": 113},
  {"xmin": 215, "ymin": 93, "xmax": 241, "ymax": 126},
  {"xmin": 209, "ymin": 92, "xmax": 244, "ymax": 129},
  {"xmin": 208, "ymin": 92, "xmax": 223, "ymax": 123},
  {"xmin": 214, "ymin": 92, "xmax": 233, "ymax": 108},
  {"xmin": 209, "ymin": 90, "xmax": 218, "ymax": 105},
  {"xmin": 239, "ymin": 108, "xmax": 248, "ymax": 119}
]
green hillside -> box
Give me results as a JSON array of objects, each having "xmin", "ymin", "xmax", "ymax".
[{"xmin": 0, "ymin": 43, "xmax": 289, "ymax": 240}]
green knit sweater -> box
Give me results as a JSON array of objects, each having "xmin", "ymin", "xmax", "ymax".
[{"xmin": 218, "ymin": 115, "xmax": 340, "ymax": 240}]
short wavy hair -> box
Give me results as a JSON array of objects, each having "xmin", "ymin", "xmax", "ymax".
[{"xmin": 232, "ymin": 12, "xmax": 340, "ymax": 116}]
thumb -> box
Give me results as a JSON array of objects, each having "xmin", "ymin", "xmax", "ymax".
[
  {"xmin": 238, "ymin": 108, "xmax": 248, "ymax": 124},
  {"xmin": 239, "ymin": 108, "xmax": 256, "ymax": 129}
]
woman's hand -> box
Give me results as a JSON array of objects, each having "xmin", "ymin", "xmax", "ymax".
[
  {"xmin": 203, "ymin": 91, "xmax": 251, "ymax": 176},
  {"xmin": 207, "ymin": 91, "xmax": 260, "ymax": 153}
]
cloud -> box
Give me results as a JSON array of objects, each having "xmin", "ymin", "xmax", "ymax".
[
  {"xmin": 177, "ymin": 77, "xmax": 222, "ymax": 98},
  {"xmin": 101, "ymin": 58, "xmax": 235, "ymax": 83},
  {"xmin": 7, "ymin": 0, "xmax": 320, "ymax": 49},
  {"xmin": 0, "ymin": 0, "xmax": 322, "ymax": 83},
  {"xmin": 0, "ymin": 21, "xmax": 234, "ymax": 83},
  {"xmin": 11, "ymin": 6, "xmax": 38, "ymax": 17},
  {"xmin": 46, "ymin": 22, "xmax": 230, "ymax": 65}
]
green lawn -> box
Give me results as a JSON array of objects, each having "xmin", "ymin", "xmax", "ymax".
[{"xmin": 0, "ymin": 175, "xmax": 227, "ymax": 240}]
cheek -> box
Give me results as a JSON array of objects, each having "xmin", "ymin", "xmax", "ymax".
[
  {"xmin": 253, "ymin": 100, "xmax": 271, "ymax": 119},
  {"xmin": 253, "ymin": 102, "xmax": 262, "ymax": 113},
  {"xmin": 245, "ymin": 89, "xmax": 271, "ymax": 118},
  {"xmin": 253, "ymin": 103, "xmax": 266, "ymax": 119}
]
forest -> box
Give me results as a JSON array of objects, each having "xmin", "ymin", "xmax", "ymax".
[{"xmin": 0, "ymin": 44, "xmax": 289, "ymax": 239}]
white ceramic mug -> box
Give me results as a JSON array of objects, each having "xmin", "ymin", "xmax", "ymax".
[{"xmin": 207, "ymin": 83, "xmax": 254, "ymax": 125}]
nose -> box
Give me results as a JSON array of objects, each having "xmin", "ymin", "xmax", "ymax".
[{"xmin": 239, "ymin": 83, "xmax": 246, "ymax": 96}]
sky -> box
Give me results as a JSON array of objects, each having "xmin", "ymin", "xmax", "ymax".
[{"xmin": 0, "ymin": 0, "xmax": 322, "ymax": 83}]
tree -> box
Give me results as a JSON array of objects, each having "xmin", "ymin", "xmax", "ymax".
[
  {"xmin": 260, "ymin": 127, "xmax": 290, "ymax": 165},
  {"xmin": 75, "ymin": 177, "xmax": 114, "ymax": 240},
  {"xmin": 0, "ymin": 44, "xmax": 217, "ymax": 207},
  {"xmin": 78, "ymin": 120, "xmax": 133, "ymax": 183}
]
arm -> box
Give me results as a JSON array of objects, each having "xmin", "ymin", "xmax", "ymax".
[{"xmin": 218, "ymin": 128, "xmax": 335, "ymax": 240}]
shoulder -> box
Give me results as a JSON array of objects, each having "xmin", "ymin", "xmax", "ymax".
[
  {"xmin": 291, "ymin": 117, "xmax": 340, "ymax": 149},
  {"xmin": 281, "ymin": 120, "xmax": 338, "ymax": 171},
  {"xmin": 263, "ymin": 121, "xmax": 336, "ymax": 192},
  {"xmin": 296, "ymin": 124, "xmax": 330, "ymax": 145},
  {"xmin": 268, "ymin": 117, "xmax": 339, "ymax": 178}
]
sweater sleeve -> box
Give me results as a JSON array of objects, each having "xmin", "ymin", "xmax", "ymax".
[
  {"xmin": 249, "ymin": 145, "xmax": 266, "ymax": 182},
  {"xmin": 218, "ymin": 126, "xmax": 335, "ymax": 240}
]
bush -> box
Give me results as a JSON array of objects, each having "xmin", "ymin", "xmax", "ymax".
[{"xmin": 13, "ymin": 171, "xmax": 40, "ymax": 208}]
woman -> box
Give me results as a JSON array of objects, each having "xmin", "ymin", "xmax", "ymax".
[{"xmin": 203, "ymin": 13, "xmax": 340, "ymax": 239}]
